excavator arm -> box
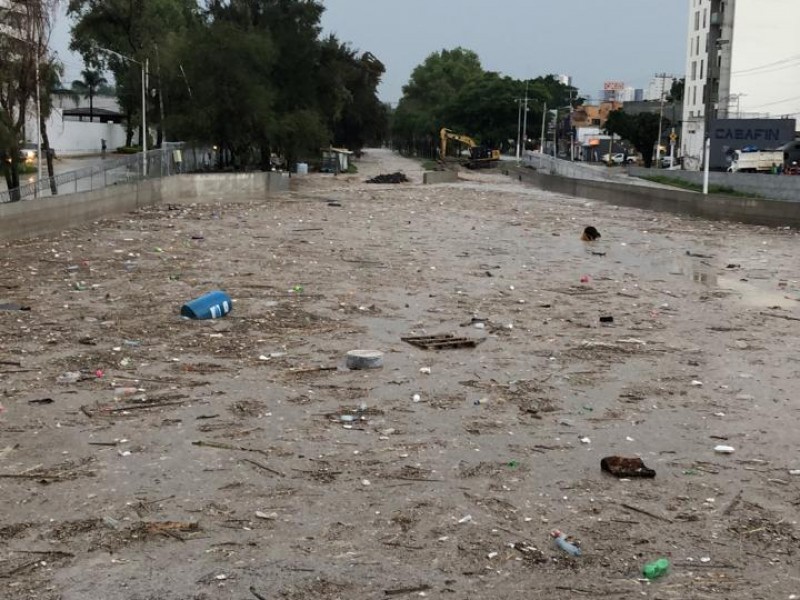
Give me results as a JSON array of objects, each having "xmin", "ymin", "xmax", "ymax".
[
  {"xmin": 439, "ymin": 127, "xmax": 500, "ymax": 169},
  {"xmin": 440, "ymin": 128, "xmax": 477, "ymax": 159}
]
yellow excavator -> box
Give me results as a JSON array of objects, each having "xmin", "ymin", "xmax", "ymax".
[{"xmin": 439, "ymin": 128, "xmax": 500, "ymax": 169}]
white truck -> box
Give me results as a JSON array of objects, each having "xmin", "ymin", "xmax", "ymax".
[{"xmin": 727, "ymin": 149, "xmax": 784, "ymax": 173}]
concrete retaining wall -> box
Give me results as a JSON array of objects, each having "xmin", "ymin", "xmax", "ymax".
[
  {"xmin": 0, "ymin": 172, "xmax": 290, "ymax": 241},
  {"xmin": 629, "ymin": 166, "xmax": 800, "ymax": 203},
  {"xmin": 514, "ymin": 167, "xmax": 800, "ymax": 228},
  {"xmin": 423, "ymin": 170, "xmax": 459, "ymax": 184}
]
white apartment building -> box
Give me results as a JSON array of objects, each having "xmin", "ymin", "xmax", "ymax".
[
  {"xmin": 644, "ymin": 76, "xmax": 676, "ymax": 102},
  {"xmin": 681, "ymin": 0, "xmax": 800, "ymax": 170}
]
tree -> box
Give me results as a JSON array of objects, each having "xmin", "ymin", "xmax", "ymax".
[
  {"xmin": 71, "ymin": 68, "xmax": 107, "ymax": 121},
  {"xmin": 392, "ymin": 48, "xmax": 578, "ymax": 158},
  {"xmin": 0, "ymin": 0, "xmax": 55, "ymax": 199},
  {"xmin": 393, "ymin": 48, "xmax": 484, "ymax": 155},
  {"xmin": 604, "ymin": 109, "xmax": 668, "ymax": 168},
  {"xmin": 667, "ymin": 78, "xmax": 685, "ymax": 103},
  {"xmin": 165, "ymin": 15, "xmax": 277, "ymax": 168},
  {"xmin": 317, "ymin": 38, "xmax": 387, "ymax": 152},
  {"xmin": 39, "ymin": 58, "xmax": 65, "ymax": 194},
  {"xmin": 68, "ymin": 0, "xmax": 387, "ymax": 169},
  {"xmin": 68, "ymin": 0, "xmax": 199, "ymax": 145}
]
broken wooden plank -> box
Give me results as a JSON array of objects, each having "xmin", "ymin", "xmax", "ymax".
[{"xmin": 401, "ymin": 333, "xmax": 484, "ymax": 350}]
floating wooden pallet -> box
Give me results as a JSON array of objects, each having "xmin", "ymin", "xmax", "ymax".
[{"xmin": 401, "ymin": 333, "xmax": 484, "ymax": 350}]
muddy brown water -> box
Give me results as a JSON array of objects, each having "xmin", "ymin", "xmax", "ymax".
[{"xmin": 0, "ymin": 149, "xmax": 798, "ymax": 599}]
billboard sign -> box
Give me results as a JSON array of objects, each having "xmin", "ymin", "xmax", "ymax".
[
  {"xmin": 603, "ymin": 81, "xmax": 625, "ymax": 91},
  {"xmin": 710, "ymin": 118, "xmax": 796, "ymax": 169}
]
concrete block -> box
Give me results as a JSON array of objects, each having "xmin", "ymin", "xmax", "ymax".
[{"xmin": 423, "ymin": 170, "xmax": 458, "ymax": 185}]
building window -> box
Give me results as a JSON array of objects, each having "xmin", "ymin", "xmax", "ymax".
[
  {"xmin": 700, "ymin": 59, "xmax": 704, "ymax": 80},
  {"xmin": 703, "ymin": 9, "xmax": 707, "ymax": 28},
  {"xmin": 694, "ymin": 10, "xmax": 700, "ymax": 31},
  {"xmin": 693, "ymin": 86, "xmax": 697, "ymax": 105},
  {"xmin": 691, "ymin": 61, "xmax": 697, "ymax": 81}
]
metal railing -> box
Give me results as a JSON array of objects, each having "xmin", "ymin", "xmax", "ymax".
[{"xmin": 0, "ymin": 142, "xmax": 206, "ymax": 204}]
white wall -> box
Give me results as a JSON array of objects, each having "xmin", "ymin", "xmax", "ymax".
[
  {"xmin": 37, "ymin": 109, "xmax": 128, "ymax": 156},
  {"xmin": 729, "ymin": 0, "xmax": 800, "ymax": 119}
]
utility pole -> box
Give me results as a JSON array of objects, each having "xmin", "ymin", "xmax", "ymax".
[
  {"xmin": 539, "ymin": 102, "xmax": 546, "ymax": 170},
  {"xmin": 155, "ymin": 44, "xmax": 166, "ymax": 146},
  {"xmin": 515, "ymin": 99, "xmax": 522, "ymax": 161},
  {"xmin": 521, "ymin": 81, "xmax": 529, "ymax": 160},
  {"xmin": 703, "ymin": 0, "xmax": 723, "ymax": 171},
  {"xmin": 654, "ymin": 72, "xmax": 672, "ymax": 166},
  {"xmin": 34, "ymin": 38, "xmax": 41, "ymax": 197}
]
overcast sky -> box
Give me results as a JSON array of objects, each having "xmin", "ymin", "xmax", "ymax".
[{"xmin": 51, "ymin": 0, "xmax": 688, "ymax": 103}]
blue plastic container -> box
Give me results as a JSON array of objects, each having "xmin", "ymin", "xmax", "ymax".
[{"xmin": 181, "ymin": 290, "xmax": 232, "ymax": 320}]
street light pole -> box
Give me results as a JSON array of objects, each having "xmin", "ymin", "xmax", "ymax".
[
  {"xmin": 654, "ymin": 72, "xmax": 670, "ymax": 166},
  {"xmin": 35, "ymin": 41, "xmax": 41, "ymax": 197},
  {"xmin": 521, "ymin": 83, "xmax": 529, "ymax": 161},
  {"xmin": 142, "ymin": 58, "xmax": 148, "ymax": 176},
  {"xmin": 97, "ymin": 47, "xmax": 148, "ymax": 176},
  {"xmin": 515, "ymin": 99, "xmax": 522, "ymax": 161},
  {"xmin": 539, "ymin": 102, "xmax": 546, "ymax": 170}
]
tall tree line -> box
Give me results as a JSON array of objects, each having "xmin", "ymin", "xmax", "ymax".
[
  {"xmin": 65, "ymin": 0, "xmax": 387, "ymax": 168},
  {"xmin": 392, "ymin": 47, "xmax": 578, "ymax": 159}
]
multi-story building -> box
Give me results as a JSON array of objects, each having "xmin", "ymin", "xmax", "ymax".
[
  {"xmin": 681, "ymin": 0, "xmax": 800, "ymax": 169},
  {"xmin": 645, "ymin": 75, "xmax": 676, "ymax": 102}
]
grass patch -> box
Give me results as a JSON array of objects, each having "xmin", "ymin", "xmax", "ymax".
[
  {"xmin": 420, "ymin": 160, "xmax": 440, "ymax": 171},
  {"xmin": 346, "ymin": 163, "xmax": 358, "ymax": 174},
  {"xmin": 641, "ymin": 175, "xmax": 763, "ymax": 199},
  {"xmin": 18, "ymin": 163, "xmax": 38, "ymax": 175}
]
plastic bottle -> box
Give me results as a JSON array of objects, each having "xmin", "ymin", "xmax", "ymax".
[
  {"xmin": 550, "ymin": 530, "xmax": 581, "ymax": 556},
  {"xmin": 642, "ymin": 558, "xmax": 670, "ymax": 580}
]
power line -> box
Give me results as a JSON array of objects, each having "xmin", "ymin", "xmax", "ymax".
[
  {"xmin": 747, "ymin": 94, "xmax": 800, "ymax": 109},
  {"xmin": 732, "ymin": 53, "xmax": 800, "ymax": 75}
]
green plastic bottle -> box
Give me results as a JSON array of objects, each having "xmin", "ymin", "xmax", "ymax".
[{"xmin": 643, "ymin": 558, "xmax": 670, "ymax": 580}]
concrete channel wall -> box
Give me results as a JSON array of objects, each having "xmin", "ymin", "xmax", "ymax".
[
  {"xmin": 629, "ymin": 166, "xmax": 800, "ymax": 203},
  {"xmin": 511, "ymin": 167, "xmax": 800, "ymax": 228},
  {"xmin": 0, "ymin": 172, "xmax": 290, "ymax": 242}
]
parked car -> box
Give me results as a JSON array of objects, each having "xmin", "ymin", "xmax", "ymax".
[
  {"xmin": 602, "ymin": 152, "xmax": 637, "ymax": 165},
  {"xmin": 660, "ymin": 156, "xmax": 678, "ymax": 169},
  {"xmin": 19, "ymin": 143, "xmax": 37, "ymax": 164}
]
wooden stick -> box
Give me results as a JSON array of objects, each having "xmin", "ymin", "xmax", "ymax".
[
  {"xmin": 760, "ymin": 312, "xmax": 800, "ymax": 322},
  {"xmin": 241, "ymin": 458, "xmax": 284, "ymax": 477},
  {"xmin": 192, "ymin": 440, "xmax": 270, "ymax": 458},
  {"xmin": 722, "ymin": 490, "xmax": 743, "ymax": 516},
  {"xmin": 384, "ymin": 585, "xmax": 431, "ymax": 596},
  {"xmin": 619, "ymin": 502, "xmax": 673, "ymax": 523},
  {"xmin": 104, "ymin": 400, "xmax": 187, "ymax": 413},
  {"xmin": 249, "ymin": 586, "xmax": 269, "ymax": 600}
]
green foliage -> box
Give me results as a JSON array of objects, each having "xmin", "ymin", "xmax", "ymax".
[
  {"xmin": 604, "ymin": 110, "xmax": 668, "ymax": 168},
  {"xmin": 642, "ymin": 175, "xmax": 762, "ymax": 198},
  {"xmin": 667, "ymin": 78, "xmax": 685, "ymax": 103},
  {"xmin": 17, "ymin": 163, "xmax": 38, "ymax": 175},
  {"xmin": 392, "ymin": 50, "xmax": 578, "ymax": 157},
  {"xmin": 68, "ymin": 0, "xmax": 387, "ymax": 168}
]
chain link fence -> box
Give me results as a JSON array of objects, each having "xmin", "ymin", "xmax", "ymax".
[{"xmin": 0, "ymin": 142, "xmax": 213, "ymax": 204}]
